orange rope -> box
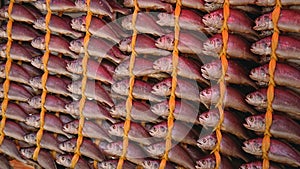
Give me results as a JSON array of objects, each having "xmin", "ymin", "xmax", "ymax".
[
  {"xmin": 33, "ymin": 0, "xmax": 51, "ymax": 160},
  {"xmin": 158, "ymin": 1, "xmax": 181, "ymax": 169},
  {"xmin": 70, "ymin": 0, "xmax": 92, "ymax": 168},
  {"xmin": 262, "ymin": 1, "xmax": 281, "ymax": 169},
  {"xmin": 0, "ymin": 0, "xmax": 15, "ymax": 145},
  {"xmin": 213, "ymin": 1, "xmax": 229, "ymax": 168},
  {"xmin": 117, "ymin": 0, "xmax": 139, "ymax": 168}
]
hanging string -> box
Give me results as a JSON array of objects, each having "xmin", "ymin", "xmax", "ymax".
[
  {"xmin": 159, "ymin": 0, "xmax": 181, "ymax": 169},
  {"xmin": 32, "ymin": 0, "xmax": 52, "ymax": 160},
  {"xmin": 262, "ymin": 1, "xmax": 281, "ymax": 169},
  {"xmin": 70, "ymin": 0, "xmax": 92, "ymax": 167},
  {"xmin": 213, "ymin": 1, "xmax": 229, "ymax": 168},
  {"xmin": 0, "ymin": 0, "xmax": 15, "ymax": 145},
  {"xmin": 117, "ymin": 0, "xmax": 139, "ymax": 168}
]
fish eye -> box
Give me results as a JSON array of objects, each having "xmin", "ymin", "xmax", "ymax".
[
  {"xmin": 202, "ymin": 138, "xmax": 206, "ymax": 143},
  {"xmin": 249, "ymin": 117, "xmax": 254, "ymax": 122},
  {"xmin": 204, "ymin": 114, "xmax": 209, "ymax": 118}
]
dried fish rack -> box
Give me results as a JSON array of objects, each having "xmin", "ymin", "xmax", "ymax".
[{"xmin": 0, "ymin": 0, "xmax": 300, "ymax": 169}]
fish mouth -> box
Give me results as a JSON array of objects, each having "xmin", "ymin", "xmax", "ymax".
[
  {"xmin": 200, "ymin": 67, "xmax": 210, "ymax": 80},
  {"xmin": 70, "ymin": 18, "xmax": 86, "ymax": 32},
  {"xmin": 250, "ymin": 44, "xmax": 267, "ymax": 55},
  {"xmin": 69, "ymin": 40, "xmax": 83, "ymax": 53}
]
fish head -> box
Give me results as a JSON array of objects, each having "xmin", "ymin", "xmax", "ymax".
[
  {"xmin": 155, "ymin": 34, "xmax": 174, "ymax": 50},
  {"xmin": 20, "ymin": 148, "xmax": 34, "ymax": 159},
  {"xmin": 69, "ymin": 39, "xmax": 84, "ymax": 53},
  {"xmin": 71, "ymin": 16, "xmax": 86, "ymax": 32},
  {"xmin": 66, "ymin": 60, "xmax": 83, "ymax": 74},
  {"xmin": 75, "ymin": 0, "xmax": 87, "ymax": 9},
  {"xmin": 67, "ymin": 81, "xmax": 82, "ymax": 94},
  {"xmin": 23, "ymin": 133, "xmax": 37, "ymax": 144},
  {"xmin": 239, "ymin": 162, "xmax": 263, "ymax": 169},
  {"xmin": 199, "ymin": 87, "xmax": 212, "ymax": 106},
  {"xmin": 0, "ymin": 24, "xmax": 7, "ymax": 38},
  {"xmin": 242, "ymin": 139, "xmax": 262, "ymax": 155},
  {"xmin": 196, "ymin": 156, "xmax": 216, "ymax": 169},
  {"xmin": 149, "ymin": 123, "xmax": 167, "ymax": 137},
  {"xmin": 245, "ymin": 91, "xmax": 267, "ymax": 107},
  {"xmin": 197, "ymin": 134, "xmax": 216, "ymax": 150},
  {"xmin": 201, "ymin": 61, "xmax": 222, "ymax": 80},
  {"xmin": 249, "ymin": 65, "xmax": 269, "ymax": 83},
  {"xmin": 31, "ymin": 36, "xmax": 45, "ymax": 50},
  {"xmin": 145, "ymin": 143, "xmax": 165, "ymax": 156},
  {"xmin": 65, "ymin": 102, "xmax": 79, "ymax": 115},
  {"xmin": 151, "ymin": 79, "xmax": 171, "ymax": 96},
  {"xmin": 110, "ymin": 103, "xmax": 125, "ymax": 117},
  {"xmin": 123, "ymin": 0, "xmax": 133, "ymax": 6},
  {"xmin": 114, "ymin": 60, "xmax": 129, "ymax": 76},
  {"xmin": 34, "ymin": 0, "xmax": 47, "ymax": 11},
  {"xmin": 119, "ymin": 37, "xmax": 132, "ymax": 52},
  {"xmin": 157, "ymin": 13, "xmax": 172, "ymax": 25},
  {"xmin": 25, "ymin": 114, "xmax": 40, "ymax": 128},
  {"xmin": 198, "ymin": 111, "xmax": 218, "ymax": 126},
  {"xmin": 28, "ymin": 96, "xmax": 42, "ymax": 109},
  {"xmin": 121, "ymin": 16, "xmax": 132, "ymax": 30},
  {"xmin": 0, "ymin": 44, "xmax": 6, "ymax": 57},
  {"xmin": 203, "ymin": 35, "xmax": 223, "ymax": 53},
  {"xmin": 0, "ymin": 6, "xmax": 8, "ymax": 18},
  {"xmin": 142, "ymin": 160, "xmax": 160, "ymax": 169},
  {"xmin": 204, "ymin": 3, "xmax": 223, "ymax": 12},
  {"xmin": 33, "ymin": 17, "xmax": 46, "ymax": 30},
  {"xmin": 108, "ymin": 123, "xmax": 123, "ymax": 136},
  {"xmin": 0, "ymin": 63, "xmax": 5, "ymax": 77},
  {"xmin": 56, "ymin": 154, "xmax": 72, "ymax": 167},
  {"xmin": 98, "ymin": 160, "xmax": 117, "ymax": 169},
  {"xmin": 153, "ymin": 57, "xmax": 172, "ymax": 72},
  {"xmin": 29, "ymin": 76, "xmax": 42, "ymax": 88},
  {"xmin": 111, "ymin": 80, "xmax": 129, "ymax": 95},
  {"xmin": 244, "ymin": 115, "xmax": 265, "ymax": 131},
  {"xmin": 202, "ymin": 10, "xmax": 223, "ymax": 28},
  {"xmin": 59, "ymin": 140, "xmax": 76, "ymax": 152},
  {"xmin": 31, "ymin": 56, "xmax": 43, "ymax": 69},
  {"xmin": 250, "ymin": 38, "xmax": 271, "ymax": 55},
  {"xmin": 254, "ymin": 14, "xmax": 272, "ymax": 31},
  {"xmin": 105, "ymin": 142, "xmax": 122, "ymax": 155},
  {"xmin": 63, "ymin": 121, "xmax": 79, "ymax": 133},
  {"xmin": 151, "ymin": 101, "xmax": 169, "ymax": 116}
]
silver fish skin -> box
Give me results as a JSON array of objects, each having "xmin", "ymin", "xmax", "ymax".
[
  {"xmin": 250, "ymin": 63, "xmax": 300, "ymax": 89},
  {"xmin": 1, "ymin": 120, "xmax": 27, "ymax": 141},
  {"xmin": 56, "ymin": 154, "xmax": 91, "ymax": 169},
  {"xmin": 20, "ymin": 147, "xmax": 57, "ymax": 169},
  {"xmin": 245, "ymin": 88, "xmax": 300, "ymax": 119},
  {"xmin": 0, "ymin": 43, "xmax": 33, "ymax": 62},
  {"xmin": 107, "ymin": 0, "xmax": 131, "ymax": 15},
  {"xmin": 157, "ymin": 9, "xmax": 205, "ymax": 32},
  {"xmin": 155, "ymin": 32, "xmax": 206, "ymax": 54},
  {"xmin": 242, "ymin": 138, "xmax": 300, "ymax": 167},
  {"xmin": 31, "ymin": 55, "xmax": 79, "ymax": 79},
  {"xmin": 122, "ymin": 13, "xmax": 166, "ymax": 36},
  {"xmin": 244, "ymin": 114, "xmax": 300, "ymax": 144},
  {"xmin": 27, "ymin": 94, "xmax": 68, "ymax": 113},
  {"xmin": 145, "ymin": 142, "xmax": 196, "ymax": 169},
  {"xmin": 18, "ymin": 102, "xmax": 39, "ymax": 114},
  {"xmin": 25, "ymin": 113, "xmax": 70, "ymax": 137},
  {"xmin": 197, "ymin": 132, "xmax": 249, "ymax": 162},
  {"xmin": 75, "ymin": 0, "xmax": 113, "ymax": 19},
  {"xmin": 66, "ymin": 58, "xmax": 113, "ymax": 84},
  {"xmin": 149, "ymin": 120, "xmax": 198, "ymax": 146},
  {"xmin": 67, "ymin": 80, "xmax": 114, "ymax": 107},
  {"xmin": 20, "ymin": 63, "xmax": 42, "ymax": 78},
  {"xmin": 0, "ymin": 4, "xmax": 37, "ymax": 23},
  {"xmin": 124, "ymin": 0, "xmax": 173, "ymax": 12},
  {"xmin": 239, "ymin": 161, "xmax": 281, "ymax": 169},
  {"xmin": 103, "ymin": 141, "xmax": 147, "ymax": 165},
  {"xmin": 24, "ymin": 132, "xmax": 63, "ymax": 153},
  {"xmin": 142, "ymin": 159, "xmax": 176, "ymax": 169},
  {"xmin": 71, "ymin": 15, "xmax": 121, "ymax": 43},
  {"xmin": 201, "ymin": 59, "xmax": 257, "ymax": 88},
  {"xmin": 1, "ymin": 138, "xmax": 27, "ymax": 164},
  {"xmin": 112, "ymin": 78, "xmax": 164, "ymax": 102},
  {"xmin": 65, "ymin": 100, "xmax": 115, "ymax": 122},
  {"xmin": 108, "ymin": 121, "xmax": 154, "ymax": 145},
  {"xmin": 200, "ymin": 85, "xmax": 256, "ymax": 114},
  {"xmin": 151, "ymin": 77, "xmax": 202, "ymax": 102},
  {"xmin": 195, "ymin": 154, "xmax": 233, "ymax": 169},
  {"xmin": 115, "ymin": 57, "xmax": 159, "ymax": 77},
  {"xmin": 63, "ymin": 120, "xmax": 112, "ymax": 142},
  {"xmin": 59, "ymin": 138, "xmax": 104, "ymax": 161},
  {"xmin": 0, "ymin": 62, "xmax": 31, "ymax": 85},
  {"xmin": 98, "ymin": 159, "xmax": 136, "ymax": 169},
  {"xmin": 0, "ymin": 102, "xmax": 28, "ymax": 122},
  {"xmin": 0, "ymin": 22, "xmax": 40, "ymax": 41},
  {"xmin": 0, "ymin": 82, "xmax": 33, "ymax": 102},
  {"xmin": 199, "ymin": 109, "xmax": 249, "ymax": 139},
  {"xmin": 0, "ymin": 155, "xmax": 12, "ymax": 169},
  {"xmin": 162, "ymin": 0, "xmax": 206, "ymax": 11},
  {"xmin": 34, "ymin": 0, "xmax": 79, "ymax": 12},
  {"xmin": 31, "ymin": 35, "xmax": 78, "ymax": 59},
  {"xmin": 119, "ymin": 35, "xmax": 171, "ymax": 56},
  {"xmin": 153, "ymin": 55, "xmax": 209, "ymax": 84},
  {"xmin": 33, "ymin": 15, "xmax": 83, "ymax": 38},
  {"xmin": 151, "ymin": 99, "xmax": 199, "ymax": 124},
  {"xmin": 110, "ymin": 100, "xmax": 159, "ymax": 122}
]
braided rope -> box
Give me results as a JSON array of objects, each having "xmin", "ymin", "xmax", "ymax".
[
  {"xmin": 158, "ymin": 1, "xmax": 181, "ymax": 169},
  {"xmin": 117, "ymin": 0, "xmax": 139, "ymax": 168},
  {"xmin": 213, "ymin": 1, "xmax": 229, "ymax": 168},
  {"xmin": 70, "ymin": 0, "xmax": 92, "ymax": 167},
  {"xmin": 0, "ymin": 0, "xmax": 15, "ymax": 145},
  {"xmin": 32, "ymin": 0, "xmax": 52, "ymax": 160},
  {"xmin": 262, "ymin": 1, "xmax": 281, "ymax": 169}
]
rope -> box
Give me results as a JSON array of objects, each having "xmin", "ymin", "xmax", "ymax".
[
  {"xmin": 212, "ymin": 1, "xmax": 229, "ymax": 168},
  {"xmin": 262, "ymin": 1, "xmax": 281, "ymax": 169},
  {"xmin": 70, "ymin": 0, "xmax": 92, "ymax": 167},
  {"xmin": 117, "ymin": 0, "xmax": 139, "ymax": 168},
  {"xmin": 32, "ymin": 0, "xmax": 51, "ymax": 160},
  {"xmin": 0, "ymin": 0, "xmax": 15, "ymax": 145},
  {"xmin": 158, "ymin": 0, "xmax": 181, "ymax": 169}
]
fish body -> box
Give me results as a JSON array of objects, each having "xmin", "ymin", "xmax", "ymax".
[
  {"xmin": 142, "ymin": 159, "xmax": 176, "ymax": 169},
  {"xmin": 21, "ymin": 147, "xmax": 57, "ymax": 169},
  {"xmin": 98, "ymin": 159, "xmax": 136, "ymax": 169},
  {"xmin": 0, "ymin": 43, "xmax": 33, "ymax": 62},
  {"xmin": 1, "ymin": 138, "xmax": 27, "ymax": 164},
  {"xmin": 34, "ymin": 0, "xmax": 79, "ymax": 12},
  {"xmin": 0, "ymin": 82, "xmax": 33, "ymax": 102},
  {"xmin": 195, "ymin": 154, "xmax": 233, "ymax": 169},
  {"xmin": 28, "ymin": 94, "xmax": 68, "ymax": 113},
  {"xmin": 162, "ymin": 0, "xmax": 206, "ymax": 11},
  {"xmin": 2, "ymin": 120, "xmax": 26, "ymax": 141},
  {"xmin": 0, "ymin": 62, "xmax": 31, "ymax": 85},
  {"xmin": 243, "ymin": 138, "xmax": 300, "ymax": 167},
  {"xmin": 0, "ymin": 4, "xmax": 37, "ymax": 23},
  {"xmin": 1, "ymin": 102, "xmax": 28, "ymax": 122},
  {"xmin": 124, "ymin": 0, "xmax": 173, "ymax": 12},
  {"xmin": 56, "ymin": 154, "xmax": 91, "ymax": 169},
  {"xmin": 239, "ymin": 161, "xmax": 281, "ymax": 169},
  {"xmin": 24, "ymin": 132, "xmax": 63, "ymax": 153},
  {"xmin": 75, "ymin": 0, "xmax": 113, "ymax": 19},
  {"xmin": 0, "ymin": 155, "xmax": 12, "ymax": 169},
  {"xmin": 0, "ymin": 22, "xmax": 40, "ymax": 41},
  {"xmin": 107, "ymin": 0, "xmax": 131, "ymax": 15}
]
